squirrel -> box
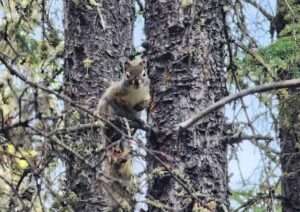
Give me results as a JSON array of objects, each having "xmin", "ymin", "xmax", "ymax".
[
  {"xmin": 96, "ymin": 54, "xmax": 151, "ymax": 131},
  {"xmin": 95, "ymin": 55, "xmax": 152, "ymax": 211},
  {"xmin": 99, "ymin": 142, "xmax": 136, "ymax": 212}
]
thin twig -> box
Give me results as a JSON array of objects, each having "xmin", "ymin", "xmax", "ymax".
[
  {"xmin": 136, "ymin": 0, "xmax": 144, "ymax": 12},
  {"xmin": 0, "ymin": 54, "xmax": 135, "ymax": 138},
  {"xmin": 243, "ymin": 0, "xmax": 274, "ymax": 21}
]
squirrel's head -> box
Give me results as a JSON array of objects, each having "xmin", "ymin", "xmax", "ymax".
[{"xmin": 123, "ymin": 55, "xmax": 148, "ymax": 89}]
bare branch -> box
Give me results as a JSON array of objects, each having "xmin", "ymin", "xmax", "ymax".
[
  {"xmin": 243, "ymin": 0, "xmax": 274, "ymax": 21},
  {"xmin": 136, "ymin": 0, "xmax": 144, "ymax": 12},
  {"xmin": 178, "ymin": 78, "xmax": 300, "ymax": 129},
  {"xmin": 0, "ymin": 54, "xmax": 137, "ymax": 137},
  {"xmin": 222, "ymin": 133, "xmax": 273, "ymax": 144}
]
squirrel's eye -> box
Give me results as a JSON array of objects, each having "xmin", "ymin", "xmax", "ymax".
[
  {"xmin": 142, "ymin": 71, "xmax": 146, "ymax": 77},
  {"xmin": 126, "ymin": 72, "xmax": 130, "ymax": 78}
]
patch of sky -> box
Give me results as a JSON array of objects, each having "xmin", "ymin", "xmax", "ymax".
[
  {"xmin": 225, "ymin": 1, "xmax": 280, "ymax": 200},
  {"xmin": 244, "ymin": 0, "xmax": 277, "ymax": 46}
]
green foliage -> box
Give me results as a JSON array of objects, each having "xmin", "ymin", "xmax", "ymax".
[
  {"xmin": 0, "ymin": 0, "xmax": 64, "ymax": 211},
  {"xmin": 236, "ymin": 36, "xmax": 300, "ymax": 85},
  {"xmin": 231, "ymin": 2, "xmax": 300, "ymax": 210},
  {"xmin": 261, "ymin": 37, "xmax": 300, "ymax": 75},
  {"xmin": 278, "ymin": 0, "xmax": 300, "ymax": 37},
  {"xmin": 231, "ymin": 189, "xmax": 282, "ymax": 211},
  {"xmin": 232, "ymin": 36, "xmax": 299, "ymax": 123},
  {"xmin": 262, "ymin": 37, "xmax": 297, "ymax": 60}
]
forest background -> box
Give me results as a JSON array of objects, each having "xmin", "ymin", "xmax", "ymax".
[{"xmin": 0, "ymin": 0, "xmax": 299, "ymax": 211}]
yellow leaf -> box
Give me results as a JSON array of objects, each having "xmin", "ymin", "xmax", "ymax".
[
  {"xmin": 22, "ymin": 149, "xmax": 38, "ymax": 158},
  {"xmin": 279, "ymin": 89, "xmax": 289, "ymax": 99},
  {"xmin": 181, "ymin": 0, "xmax": 193, "ymax": 8},
  {"xmin": 28, "ymin": 150, "xmax": 38, "ymax": 158},
  {"xmin": 0, "ymin": 96, "xmax": 4, "ymax": 105},
  {"xmin": 88, "ymin": 0, "xmax": 99, "ymax": 6},
  {"xmin": 6, "ymin": 144, "xmax": 15, "ymax": 155},
  {"xmin": 3, "ymin": 86, "xmax": 12, "ymax": 100},
  {"xmin": 48, "ymin": 97, "xmax": 56, "ymax": 109},
  {"xmin": 1, "ymin": 104, "xmax": 11, "ymax": 118},
  {"xmin": 83, "ymin": 58, "xmax": 93, "ymax": 69},
  {"xmin": 19, "ymin": 0, "xmax": 29, "ymax": 8},
  {"xmin": 16, "ymin": 159, "xmax": 29, "ymax": 170}
]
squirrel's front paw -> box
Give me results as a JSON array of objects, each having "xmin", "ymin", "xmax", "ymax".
[{"xmin": 133, "ymin": 99, "xmax": 150, "ymax": 111}]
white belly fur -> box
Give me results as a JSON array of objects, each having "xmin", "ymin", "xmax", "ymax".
[{"xmin": 123, "ymin": 86, "xmax": 150, "ymax": 107}]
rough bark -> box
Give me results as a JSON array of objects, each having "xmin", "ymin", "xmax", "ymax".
[
  {"xmin": 145, "ymin": 0, "xmax": 228, "ymax": 211},
  {"xmin": 279, "ymin": 93, "xmax": 300, "ymax": 212},
  {"xmin": 275, "ymin": 0, "xmax": 300, "ymax": 211},
  {"xmin": 63, "ymin": 0, "xmax": 134, "ymax": 211}
]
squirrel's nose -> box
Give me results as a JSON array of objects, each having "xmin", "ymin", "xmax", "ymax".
[{"xmin": 133, "ymin": 79, "xmax": 139, "ymax": 88}]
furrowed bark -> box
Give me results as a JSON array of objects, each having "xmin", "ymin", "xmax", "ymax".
[
  {"xmin": 275, "ymin": 0, "xmax": 300, "ymax": 211},
  {"xmin": 63, "ymin": 0, "xmax": 134, "ymax": 211},
  {"xmin": 145, "ymin": 0, "xmax": 229, "ymax": 211}
]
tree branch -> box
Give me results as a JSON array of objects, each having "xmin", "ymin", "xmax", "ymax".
[
  {"xmin": 0, "ymin": 54, "xmax": 138, "ymax": 137},
  {"xmin": 178, "ymin": 78, "xmax": 300, "ymax": 129},
  {"xmin": 136, "ymin": 0, "xmax": 144, "ymax": 12},
  {"xmin": 243, "ymin": 0, "xmax": 274, "ymax": 22},
  {"xmin": 222, "ymin": 133, "xmax": 273, "ymax": 144}
]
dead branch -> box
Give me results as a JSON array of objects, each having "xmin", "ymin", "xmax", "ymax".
[{"xmin": 178, "ymin": 78, "xmax": 300, "ymax": 129}]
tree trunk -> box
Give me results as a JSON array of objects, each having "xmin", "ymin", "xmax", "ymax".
[
  {"xmin": 275, "ymin": 0, "xmax": 300, "ymax": 211},
  {"xmin": 63, "ymin": 0, "xmax": 134, "ymax": 211},
  {"xmin": 279, "ymin": 91, "xmax": 300, "ymax": 212},
  {"xmin": 145, "ymin": 0, "xmax": 228, "ymax": 211}
]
